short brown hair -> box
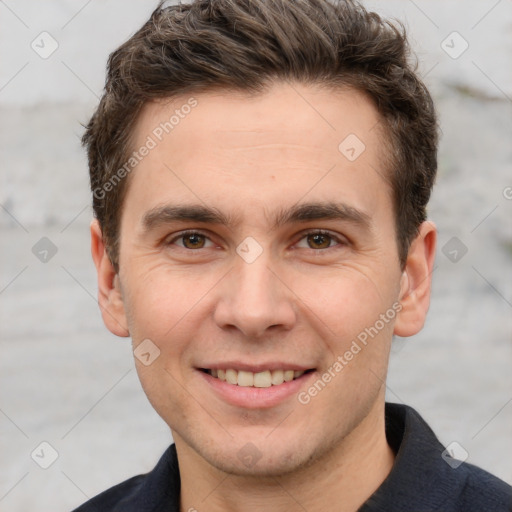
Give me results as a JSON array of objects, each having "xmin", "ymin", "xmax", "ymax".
[{"xmin": 83, "ymin": 0, "xmax": 438, "ymax": 271}]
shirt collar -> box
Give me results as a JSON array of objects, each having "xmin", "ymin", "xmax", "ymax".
[{"xmin": 359, "ymin": 402, "xmax": 467, "ymax": 511}]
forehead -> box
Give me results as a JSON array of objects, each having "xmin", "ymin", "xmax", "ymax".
[
  {"xmin": 135, "ymin": 82, "xmax": 384, "ymax": 157},
  {"xmin": 124, "ymin": 82, "xmax": 391, "ymax": 225}
]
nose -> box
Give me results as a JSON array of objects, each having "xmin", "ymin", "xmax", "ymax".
[{"xmin": 213, "ymin": 255, "xmax": 297, "ymax": 339}]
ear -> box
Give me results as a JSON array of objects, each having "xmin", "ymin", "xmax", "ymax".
[
  {"xmin": 393, "ymin": 221, "xmax": 437, "ymax": 337},
  {"xmin": 90, "ymin": 219, "xmax": 130, "ymax": 337}
]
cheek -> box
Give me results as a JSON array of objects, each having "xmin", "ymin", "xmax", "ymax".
[
  {"xmin": 297, "ymin": 269, "xmax": 397, "ymax": 417},
  {"xmin": 121, "ymin": 262, "xmax": 226, "ymax": 378},
  {"xmin": 124, "ymin": 268, "xmax": 205, "ymax": 413},
  {"xmin": 122, "ymin": 262, "xmax": 209, "ymax": 336},
  {"xmin": 295, "ymin": 265, "xmax": 398, "ymax": 339}
]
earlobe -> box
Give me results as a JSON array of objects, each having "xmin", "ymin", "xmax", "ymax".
[
  {"xmin": 394, "ymin": 221, "xmax": 437, "ymax": 337},
  {"xmin": 90, "ymin": 219, "xmax": 130, "ymax": 337}
]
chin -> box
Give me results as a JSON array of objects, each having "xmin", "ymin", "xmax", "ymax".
[
  {"xmin": 186, "ymin": 427, "xmax": 330, "ymax": 480},
  {"xmin": 207, "ymin": 447, "xmax": 314, "ymax": 478}
]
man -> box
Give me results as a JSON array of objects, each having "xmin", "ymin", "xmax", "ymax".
[{"xmin": 74, "ymin": 0, "xmax": 512, "ymax": 510}]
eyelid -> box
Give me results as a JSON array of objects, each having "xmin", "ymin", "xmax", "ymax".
[
  {"xmin": 165, "ymin": 229, "xmax": 216, "ymax": 248},
  {"xmin": 294, "ymin": 228, "xmax": 349, "ymax": 249},
  {"xmin": 164, "ymin": 228, "xmax": 349, "ymax": 250}
]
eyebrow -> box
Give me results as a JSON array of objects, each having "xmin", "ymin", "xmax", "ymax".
[
  {"xmin": 272, "ymin": 202, "xmax": 371, "ymax": 230},
  {"xmin": 141, "ymin": 201, "xmax": 372, "ymax": 232},
  {"xmin": 142, "ymin": 204, "xmax": 238, "ymax": 231}
]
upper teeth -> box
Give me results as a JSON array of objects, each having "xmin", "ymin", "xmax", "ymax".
[{"xmin": 209, "ymin": 369, "xmax": 305, "ymax": 387}]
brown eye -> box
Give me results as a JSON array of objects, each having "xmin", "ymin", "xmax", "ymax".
[
  {"xmin": 306, "ymin": 233, "xmax": 332, "ymax": 249},
  {"xmin": 295, "ymin": 230, "xmax": 346, "ymax": 251},
  {"xmin": 182, "ymin": 233, "xmax": 206, "ymax": 249}
]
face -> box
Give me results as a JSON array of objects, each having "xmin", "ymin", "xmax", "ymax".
[{"xmin": 93, "ymin": 82, "xmax": 435, "ymax": 477}]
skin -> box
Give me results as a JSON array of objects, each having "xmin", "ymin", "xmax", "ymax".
[{"xmin": 91, "ymin": 82, "xmax": 436, "ymax": 512}]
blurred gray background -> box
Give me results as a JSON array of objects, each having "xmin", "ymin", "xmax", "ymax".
[{"xmin": 1, "ymin": 1, "xmax": 511, "ymax": 510}]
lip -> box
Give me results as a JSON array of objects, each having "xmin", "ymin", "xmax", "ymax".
[
  {"xmin": 197, "ymin": 362, "xmax": 313, "ymax": 373},
  {"xmin": 197, "ymin": 368, "xmax": 316, "ymax": 409}
]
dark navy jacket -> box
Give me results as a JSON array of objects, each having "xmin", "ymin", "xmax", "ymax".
[{"xmin": 73, "ymin": 403, "xmax": 512, "ymax": 511}]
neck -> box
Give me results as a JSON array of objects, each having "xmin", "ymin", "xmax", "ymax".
[{"xmin": 177, "ymin": 400, "xmax": 394, "ymax": 512}]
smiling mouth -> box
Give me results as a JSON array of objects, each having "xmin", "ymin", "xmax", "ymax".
[{"xmin": 200, "ymin": 368, "xmax": 315, "ymax": 388}]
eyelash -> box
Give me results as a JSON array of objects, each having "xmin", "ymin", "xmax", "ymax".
[
  {"xmin": 166, "ymin": 229, "xmax": 347, "ymax": 251},
  {"xmin": 294, "ymin": 229, "xmax": 348, "ymax": 250}
]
